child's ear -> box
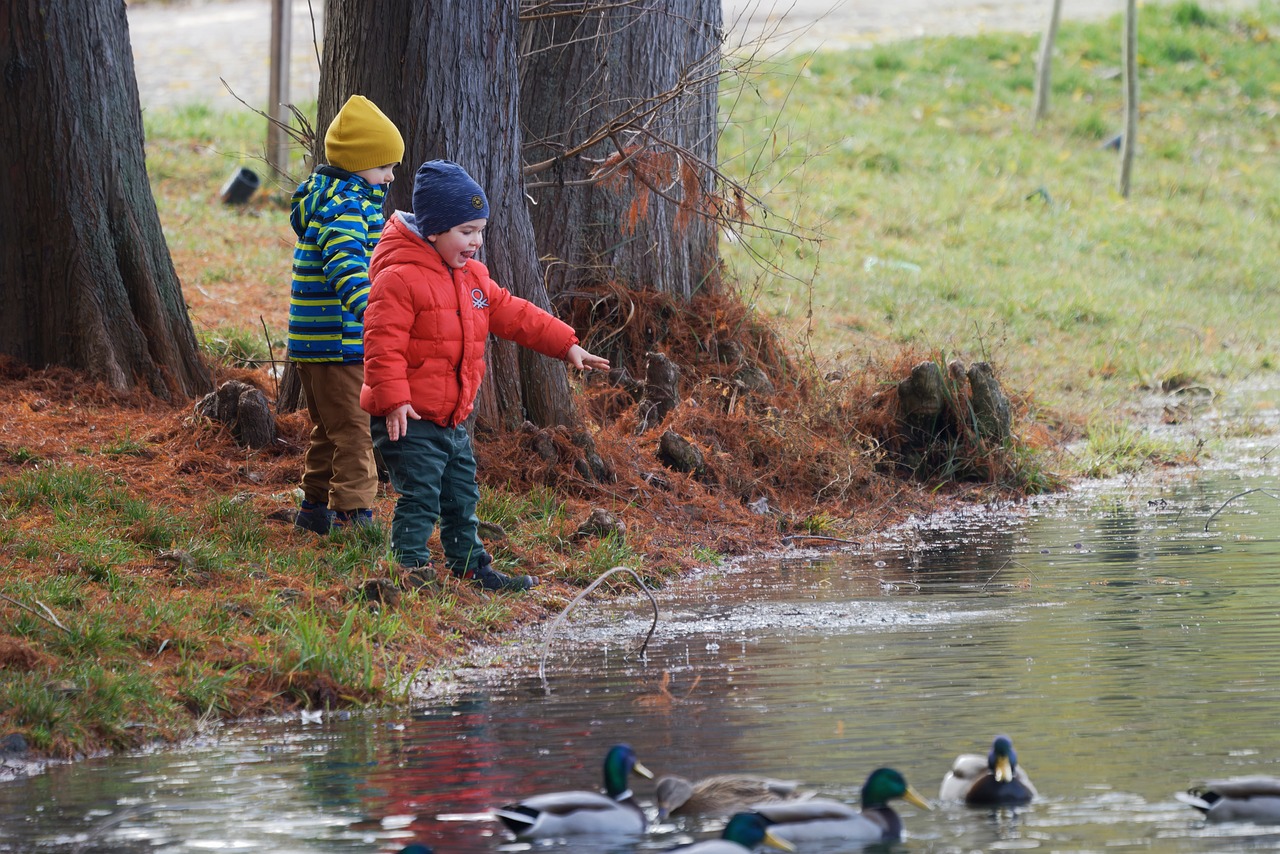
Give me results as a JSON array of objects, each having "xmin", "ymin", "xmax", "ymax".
[{"xmin": 425, "ymin": 233, "xmax": 437, "ymax": 243}]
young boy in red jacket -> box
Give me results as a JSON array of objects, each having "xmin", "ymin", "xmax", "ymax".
[{"xmin": 361, "ymin": 160, "xmax": 609, "ymax": 591}]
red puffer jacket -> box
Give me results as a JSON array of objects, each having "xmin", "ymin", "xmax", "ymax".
[{"xmin": 360, "ymin": 213, "xmax": 578, "ymax": 426}]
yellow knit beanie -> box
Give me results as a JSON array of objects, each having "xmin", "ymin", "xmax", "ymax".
[{"xmin": 324, "ymin": 95, "xmax": 405, "ymax": 173}]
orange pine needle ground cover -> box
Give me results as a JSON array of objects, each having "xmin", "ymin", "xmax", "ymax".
[{"xmin": 0, "ymin": 197, "xmax": 1049, "ymax": 762}]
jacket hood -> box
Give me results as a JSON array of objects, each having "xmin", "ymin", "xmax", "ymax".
[
  {"xmin": 290, "ymin": 168, "xmax": 385, "ymax": 237},
  {"xmin": 370, "ymin": 211, "xmax": 463, "ymax": 280}
]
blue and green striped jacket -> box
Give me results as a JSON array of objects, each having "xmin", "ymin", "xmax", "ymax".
[{"xmin": 287, "ymin": 167, "xmax": 387, "ymax": 362}]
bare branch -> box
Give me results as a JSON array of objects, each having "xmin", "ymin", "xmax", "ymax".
[
  {"xmin": 0, "ymin": 593, "xmax": 72, "ymax": 634},
  {"xmin": 1203, "ymin": 488, "xmax": 1280, "ymax": 532},
  {"xmin": 538, "ymin": 565, "xmax": 658, "ymax": 693}
]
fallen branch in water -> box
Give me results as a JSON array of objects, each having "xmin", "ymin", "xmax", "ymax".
[
  {"xmin": 0, "ymin": 593, "xmax": 72, "ymax": 634},
  {"xmin": 538, "ymin": 566, "xmax": 658, "ymax": 693},
  {"xmin": 1203, "ymin": 488, "xmax": 1280, "ymax": 532}
]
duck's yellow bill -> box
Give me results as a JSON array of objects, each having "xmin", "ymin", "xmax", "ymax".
[
  {"xmin": 904, "ymin": 786, "xmax": 932, "ymax": 810},
  {"xmin": 763, "ymin": 829, "xmax": 797, "ymax": 852},
  {"xmin": 633, "ymin": 760, "xmax": 655, "ymax": 780}
]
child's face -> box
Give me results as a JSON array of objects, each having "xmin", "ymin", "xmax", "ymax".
[
  {"xmin": 427, "ymin": 219, "xmax": 487, "ymax": 269},
  {"xmin": 354, "ymin": 163, "xmax": 397, "ymax": 186}
]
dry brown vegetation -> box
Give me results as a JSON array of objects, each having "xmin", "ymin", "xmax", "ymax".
[{"xmin": 0, "ymin": 188, "xmax": 1062, "ymax": 761}]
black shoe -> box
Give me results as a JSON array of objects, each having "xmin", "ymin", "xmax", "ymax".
[
  {"xmin": 294, "ymin": 500, "xmax": 333, "ymax": 535},
  {"xmin": 458, "ymin": 562, "xmax": 538, "ymax": 592}
]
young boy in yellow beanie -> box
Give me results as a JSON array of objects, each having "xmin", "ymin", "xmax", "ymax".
[{"xmin": 288, "ymin": 94, "xmax": 404, "ymax": 534}]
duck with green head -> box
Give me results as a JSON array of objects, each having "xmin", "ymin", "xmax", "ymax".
[
  {"xmin": 492, "ymin": 743, "xmax": 654, "ymax": 838},
  {"xmin": 1176, "ymin": 776, "xmax": 1280, "ymax": 822},
  {"xmin": 751, "ymin": 767, "xmax": 930, "ymax": 844},
  {"xmin": 668, "ymin": 811, "xmax": 796, "ymax": 853},
  {"xmin": 939, "ymin": 735, "xmax": 1037, "ymax": 806},
  {"xmin": 656, "ymin": 773, "xmax": 811, "ymax": 819}
]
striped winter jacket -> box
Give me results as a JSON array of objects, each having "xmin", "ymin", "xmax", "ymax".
[{"xmin": 286, "ymin": 167, "xmax": 387, "ymax": 362}]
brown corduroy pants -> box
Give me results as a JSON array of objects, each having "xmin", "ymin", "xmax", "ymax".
[{"xmin": 296, "ymin": 362, "xmax": 377, "ymax": 512}]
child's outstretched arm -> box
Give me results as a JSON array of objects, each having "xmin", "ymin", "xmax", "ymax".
[{"xmin": 566, "ymin": 344, "xmax": 610, "ymax": 372}]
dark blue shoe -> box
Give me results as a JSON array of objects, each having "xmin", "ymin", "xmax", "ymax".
[
  {"xmin": 332, "ymin": 508, "xmax": 374, "ymax": 530},
  {"xmin": 456, "ymin": 555, "xmax": 538, "ymax": 592},
  {"xmin": 294, "ymin": 500, "xmax": 333, "ymax": 535}
]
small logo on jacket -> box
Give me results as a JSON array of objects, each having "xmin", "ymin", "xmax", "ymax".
[{"xmin": 471, "ymin": 288, "xmax": 489, "ymax": 309}]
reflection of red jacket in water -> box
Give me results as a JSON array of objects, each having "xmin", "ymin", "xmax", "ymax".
[
  {"xmin": 365, "ymin": 708, "xmax": 556, "ymax": 851},
  {"xmin": 360, "ymin": 212, "xmax": 578, "ymax": 427}
]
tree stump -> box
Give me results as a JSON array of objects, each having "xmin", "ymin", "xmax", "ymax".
[
  {"xmin": 575, "ymin": 508, "xmax": 627, "ymax": 540},
  {"xmin": 636, "ymin": 351, "xmax": 680, "ymax": 433},
  {"xmin": 657, "ymin": 429, "xmax": 705, "ymax": 477},
  {"xmin": 195, "ymin": 380, "xmax": 277, "ymax": 449},
  {"xmin": 895, "ymin": 361, "xmax": 947, "ymax": 440},
  {"xmin": 968, "ymin": 361, "xmax": 1012, "ymax": 444}
]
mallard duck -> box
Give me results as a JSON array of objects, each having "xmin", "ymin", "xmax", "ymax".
[
  {"xmin": 752, "ymin": 767, "xmax": 930, "ymax": 844},
  {"xmin": 1176, "ymin": 776, "xmax": 1280, "ymax": 823},
  {"xmin": 492, "ymin": 743, "xmax": 654, "ymax": 838},
  {"xmin": 656, "ymin": 773, "xmax": 811, "ymax": 819},
  {"xmin": 939, "ymin": 735, "xmax": 1037, "ymax": 806},
  {"xmin": 668, "ymin": 810, "xmax": 796, "ymax": 852}
]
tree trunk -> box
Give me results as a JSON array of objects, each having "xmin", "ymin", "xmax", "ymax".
[
  {"xmin": 1119, "ymin": 0, "xmax": 1138, "ymax": 198},
  {"xmin": 519, "ymin": 0, "xmax": 723, "ymax": 300},
  {"xmin": 1032, "ymin": 0, "xmax": 1064, "ymax": 125},
  {"xmin": 318, "ymin": 0, "xmax": 577, "ymax": 430},
  {"xmin": 0, "ymin": 0, "xmax": 211, "ymax": 400}
]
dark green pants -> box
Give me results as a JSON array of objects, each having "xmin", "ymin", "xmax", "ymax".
[{"xmin": 370, "ymin": 417, "xmax": 486, "ymax": 572}]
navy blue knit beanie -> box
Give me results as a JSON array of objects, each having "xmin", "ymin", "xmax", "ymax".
[{"xmin": 413, "ymin": 160, "xmax": 489, "ymax": 237}]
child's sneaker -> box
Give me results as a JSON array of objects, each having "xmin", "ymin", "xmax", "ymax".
[
  {"xmin": 294, "ymin": 500, "xmax": 333, "ymax": 535},
  {"xmin": 457, "ymin": 558, "xmax": 538, "ymax": 592},
  {"xmin": 332, "ymin": 508, "xmax": 375, "ymax": 529}
]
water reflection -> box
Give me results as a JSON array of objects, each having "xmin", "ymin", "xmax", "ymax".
[{"xmin": 3, "ymin": 397, "xmax": 1280, "ymax": 852}]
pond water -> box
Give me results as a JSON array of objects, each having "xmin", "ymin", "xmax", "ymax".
[{"xmin": 3, "ymin": 385, "xmax": 1280, "ymax": 854}]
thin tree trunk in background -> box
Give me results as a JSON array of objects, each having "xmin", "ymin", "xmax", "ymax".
[
  {"xmin": 1033, "ymin": 0, "xmax": 1064, "ymax": 125},
  {"xmin": 317, "ymin": 0, "xmax": 577, "ymax": 430},
  {"xmin": 0, "ymin": 0, "xmax": 211, "ymax": 400},
  {"xmin": 1119, "ymin": 0, "xmax": 1138, "ymax": 197},
  {"xmin": 520, "ymin": 0, "xmax": 723, "ymax": 300}
]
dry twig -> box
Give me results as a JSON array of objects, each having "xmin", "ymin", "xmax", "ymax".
[{"xmin": 0, "ymin": 593, "xmax": 72, "ymax": 634}]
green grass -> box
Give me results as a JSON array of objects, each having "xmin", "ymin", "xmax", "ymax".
[
  {"xmin": 1072, "ymin": 418, "xmax": 1198, "ymax": 477},
  {"xmin": 197, "ymin": 324, "xmax": 279, "ymax": 368},
  {"xmin": 720, "ymin": 1, "xmax": 1280, "ymax": 425}
]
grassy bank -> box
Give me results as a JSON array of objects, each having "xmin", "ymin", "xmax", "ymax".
[
  {"xmin": 721, "ymin": 0, "xmax": 1279, "ymax": 419},
  {"xmin": 2, "ymin": 1, "xmax": 1276, "ymax": 761}
]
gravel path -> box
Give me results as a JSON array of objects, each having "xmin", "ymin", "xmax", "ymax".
[{"xmin": 129, "ymin": 0, "xmax": 1259, "ymax": 109}]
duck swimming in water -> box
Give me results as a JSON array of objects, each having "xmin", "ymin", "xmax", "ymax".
[
  {"xmin": 752, "ymin": 767, "xmax": 930, "ymax": 844},
  {"xmin": 1176, "ymin": 776, "xmax": 1280, "ymax": 823},
  {"xmin": 655, "ymin": 773, "xmax": 811, "ymax": 819},
  {"xmin": 666, "ymin": 811, "xmax": 796, "ymax": 853},
  {"xmin": 939, "ymin": 735, "xmax": 1037, "ymax": 806},
  {"xmin": 492, "ymin": 743, "xmax": 653, "ymax": 838}
]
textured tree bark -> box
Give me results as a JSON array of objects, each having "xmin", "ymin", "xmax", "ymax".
[
  {"xmin": 0, "ymin": 0, "xmax": 211, "ymax": 400},
  {"xmin": 318, "ymin": 0, "xmax": 577, "ymax": 430},
  {"xmin": 519, "ymin": 0, "xmax": 723, "ymax": 300}
]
